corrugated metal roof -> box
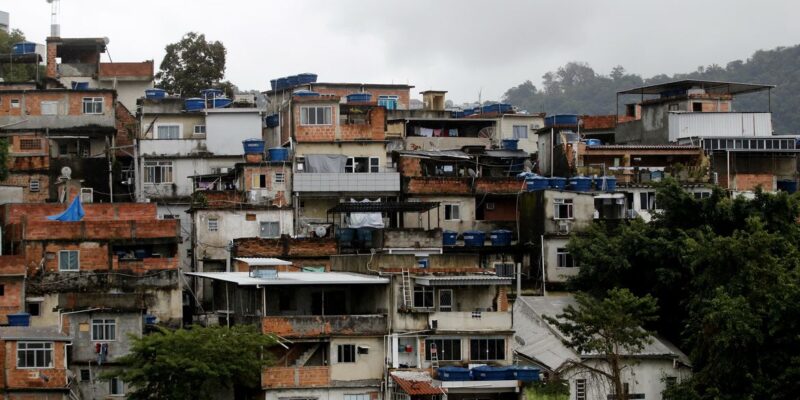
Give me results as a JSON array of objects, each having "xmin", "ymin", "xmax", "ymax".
[
  {"xmin": 185, "ymin": 271, "xmax": 389, "ymax": 286},
  {"xmin": 234, "ymin": 257, "xmax": 292, "ymax": 266},
  {"xmin": 585, "ymin": 144, "xmax": 700, "ymax": 150},
  {"xmin": 293, "ymin": 173, "xmax": 400, "ymax": 193},
  {"xmin": 513, "ymin": 295, "xmax": 690, "ymax": 370},
  {"xmin": 414, "ymin": 275, "xmax": 513, "ymax": 286},
  {"xmin": 396, "ymin": 150, "xmax": 471, "ymax": 159},
  {"xmin": 483, "ymin": 150, "xmax": 529, "ymax": 158},
  {"xmin": 0, "ymin": 327, "xmax": 72, "ymax": 341},
  {"xmin": 391, "ymin": 371, "xmax": 445, "ymax": 395},
  {"xmin": 618, "ymin": 80, "xmax": 774, "ymax": 96}
]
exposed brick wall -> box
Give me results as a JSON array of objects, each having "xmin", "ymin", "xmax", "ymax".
[
  {"xmin": 405, "ymin": 177, "xmax": 471, "ymax": 194},
  {"xmin": 114, "ymin": 102, "xmax": 136, "ymax": 155},
  {"xmin": 2, "ymin": 340, "xmax": 69, "ymax": 390},
  {"xmin": 399, "ymin": 157, "xmax": 422, "ymax": 177},
  {"xmin": 2, "ymin": 203, "xmax": 159, "ymax": 224},
  {"xmin": 496, "ymin": 286, "xmax": 509, "ymax": 312},
  {"xmin": 293, "ymin": 101, "xmax": 338, "ymax": 142},
  {"xmin": 9, "ymin": 219, "xmax": 179, "ymax": 241},
  {"xmin": 0, "ymin": 91, "xmax": 115, "ymax": 118},
  {"xmin": 41, "ymin": 242, "xmax": 109, "ymax": 273},
  {"xmin": 474, "ymin": 178, "xmax": 526, "ymax": 194},
  {"xmin": 98, "ymin": 61, "xmax": 154, "ymax": 78},
  {"xmin": 45, "ymin": 42, "xmax": 57, "ymax": 79},
  {"xmin": 0, "ymin": 277, "xmax": 23, "ymax": 324},
  {"xmin": 482, "ymin": 197, "xmax": 517, "ymax": 221},
  {"xmin": 733, "ymin": 173, "xmax": 775, "ymax": 191},
  {"xmin": 262, "ymin": 366, "xmax": 330, "ymax": 388},
  {"xmin": 234, "ymin": 237, "xmax": 337, "ymax": 258},
  {"xmin": 309, "ymin": 85, "xmax": 411, "ymax": 109},
  {"xmin": 1, "ymin": 173, "xmax": 50, "ymax": 203},
  {"xmin": 112, "ymin": 257, "xmax": 179, "ymax": 273},
  {"xmin": 340, "ymin": 106, "xmax": 385, "ymax": 141}
]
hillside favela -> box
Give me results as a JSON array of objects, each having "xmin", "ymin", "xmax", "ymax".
[{"xmin": 0, "ymin": 1, "xmax": 797, "ymax": 400}]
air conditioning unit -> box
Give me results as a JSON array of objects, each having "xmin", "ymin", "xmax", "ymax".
[
  {"xmin": 80, "ymin": 188, "xmax": 93, "ymax": 203},
  {"xmin": 219, "ymin": 167, "xmax": 230, "ymax": 174},
  {"xmin": 557, "ymin": 220, "xmax": 572, "ymax": 235}
]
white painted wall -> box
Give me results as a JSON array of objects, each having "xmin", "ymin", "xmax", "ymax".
[
  {"xmin": 329, "ymin": 337, "xmax": 384, "ymax": 381},
  {"xmin": 141, "ymin": 156, "xmax": 241, "ymax": 199},
  {"xmin": 563, "ymin": 358, "xmax": 691, "ymax": 400},
  {"xmin": 264, "ymin": 387, "xmax": 380, "ymax": 400},
  {"xmin": 205, "ymin": 110, "xmax": 263, "ymax": 155},
  {"xmin": 193, "ymin": 209, "xmax": 294, "ymax": 261},
  {"xmin": 497, "ymin": 114, "xmax": 544, "ymax": 154}
]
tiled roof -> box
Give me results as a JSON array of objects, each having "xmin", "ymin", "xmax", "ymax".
[{"xmin": 391, "ymin": 371, "xmax": 445, "ymax": 396}]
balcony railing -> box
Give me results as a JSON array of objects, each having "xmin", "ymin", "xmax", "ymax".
[
  {"xmin": 139, "ymin": 138, "xmax": 208, "ymax": 156},
  {"xmin": 428, "ymin": 311, "xmax": 512, "ymax": 331},
  {"xmin": 262, "ymin": 366, "xmax": 330, "ymax": 388},
  {"xmin": 293, "ymin": 172, "xmax": 399, "ymax": 193},
  {"xmin": 262, "ymin": 314, "xmax": 388, "ymax": 337}
]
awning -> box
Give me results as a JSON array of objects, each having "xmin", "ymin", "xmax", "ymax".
[
  {"xmin": 234, "ymin": 257, "xmax": 292, "ymax": 266},
  {"xmin": 618, "ymin": 79, "xmax": 774, "ymax": 96},
  {"xmin": 415, "ymin": 275, "xmax": 513, "ymax": 286},
  {"xmin": 328, "ymin": 201, "xmax": 439, "ymax": 214}
]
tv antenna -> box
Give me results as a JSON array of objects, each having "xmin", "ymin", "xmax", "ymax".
[{"xmin": 46, "ymin": 0, "xmax": 60, "ymax": 37}]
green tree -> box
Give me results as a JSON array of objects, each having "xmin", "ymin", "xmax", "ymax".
[
  {"xmin": 0, "ymin": 29, "xmax": 42, "ymax": 82},
  {"xmin": 0, "ymin": 138, "xmax": 9, "ymax": 181},
  {"xmin": 114, "ymin": 325, "xmax": 275, "ymax": 400},
  {"xmin": 155, "ymin": 32, "xmax": 228, "ymax": 97},
  {"xmin": 544, "ymin": 288, "xmax": 659, "ymax": 400}
]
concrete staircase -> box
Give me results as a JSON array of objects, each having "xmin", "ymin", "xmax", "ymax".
[{"xmin": 295, "ymin": 344, "xmax": 321, "ymax": 367}]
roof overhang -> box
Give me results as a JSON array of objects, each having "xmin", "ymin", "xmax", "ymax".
[
  {"xmin": 327, "ymin": 201, "xmax": 439, "ymax": 214},
  {"xmin": 234, "ymin": 257, "xmax": 292, "ymax": 266},
  {"xmin": 185, "ymin": 271, "xmax": 390, "ymax": 286},
  {"xmin": 414, "ymin": 275, "xmax": 513, "ymax": 286},
  {"xmin": 618, "ymin": 79, "xmax": 774, "ymax": 96}
]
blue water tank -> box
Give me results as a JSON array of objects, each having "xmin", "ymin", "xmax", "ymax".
[
  {"xmin": 71, "ymin": 81, "xmax": 89, "ymax": 90},
  {"xmin": 443, "ymin": 230, "xmax": 458, "ymax": 246},
  {"xmin": 265, "ymin": 114, "xmax": 280, "ymax": 128},
  {"xmin": 451, "ymin": 111, "xmax": 465, "ymax": 118},
  {"xmin": 270, "ymin": 79, "xmax": 277, "ymax": 91},
  {"xmin": 437, "ymin": 366, "xmax": 471, "ymax": 381},
  {"xmin": 526, "ymin": 177, "xmax": 549, "ymax": 191},
  {"xmin": 545, "ymin": 114, "xmax": 579, "ymax": 127},
  {"xmin": 463, "ymin": 108, "xmax": 475, "ymax": 116},
  {"xmin": 134, "ymin": 249, "xmax": 149, "ymax": 259},
  {"xmin": 778, "ymin": 180, "xmax": 798, "ymax": 194},
  {"xmin": 200, "ymin": 88, "xmax": 224, "ymax": 98},
  {"xmin": 7, "ymin": 313, "xmax": 31, "ymax": 327},
  {"xmin": 243, "ymin": 139, "xmax": 266, "ymax": 154},
  {"xmin": 268, "ymin": 147, "xmax": 289, "ymax": 161},
  {"xmin": 594, "ymin": 176, "xmax": 617, "ymax": 192},
  {"xmin": 569, "ymin": 176, "xmax": 593, "ymax": 191},
  {"xmin": 357, "ymin": 228, "xmax": 373, "ymax": 247},
  {"xmin": 144, "ymin": 315, "xmax": 157, "ymax": 325},
  {"xmin": 490, "ymin": 229, "xmax": 512, "ymax": 246},
  {"xmin": 276, "ymin": 77, "xmax": 289, "ymax": 90},
  {"xmin": 184, "ymin": 98, "xmax": 205, "ymax": 111},
  {"xmin": 511, "ymin": 366, "xmax": 541, "ymax": 382},
  {"xmin": 211, "ymin": 97, "xmax": 232, "ymax": 108},
  {"xmin": 502, "ymin": 139, "xmax": 519, "ymax": 150},
  {"xmin": 337, "ymin": 228, "xmax": 355, "ymax": 244},
  {"xmin": 12, "ymin": 42, "xmax": 36, "ymax": 54},
  {"xmin": 297, "ymin": 73, "xmax": 318, "ymax": 84},
  {"xmin": 585, "ymin": 138, "xmax": 602, "ymax": 146},
  {"xmin": 463, "ymin": 231, "xmax": 485, "ymax": 247},
  {"xmin": 472, "ymin": 366, "xmax": 513, "ymax": 380},
  {"xmin": 287, "ymin": 75, "xmax": 300, "ymax": 87},
  {"xmin": 548, "ymin": 177, "xmax": 567, "ymax": 190},
  {"xmin": 293, "ymin": 89, "xmax": 320, "ymax": 97},
  {"xmin": 145, "ymin": 88, "xmax": 167, "ymax": 99},
  {"xmin": 346, "ymin": 93, "xmax": 372, "ymax": 103}
]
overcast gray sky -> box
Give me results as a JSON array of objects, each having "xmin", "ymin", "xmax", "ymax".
[{"xmin": 3, "ymin": 1, "xmax": 800, "ymax": 103}]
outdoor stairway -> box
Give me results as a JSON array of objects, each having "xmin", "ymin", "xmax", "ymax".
[{"xmin": 295, "ymin": 344, "xmax": 320, "ymax": 367}]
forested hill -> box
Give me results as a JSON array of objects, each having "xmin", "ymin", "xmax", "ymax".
[{"xmin": 502, "ymin": 44, "xmax": 800, "ymax": 133}]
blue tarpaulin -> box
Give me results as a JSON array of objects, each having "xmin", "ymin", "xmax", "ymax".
[{"xmin": 46, "ymin": 196, "xmax": 85, "ymax": 221}]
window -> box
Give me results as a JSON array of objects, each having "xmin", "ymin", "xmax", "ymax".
[
  {"xmin": 494, "ymin": 262, "xmax": 515, "ymax": 277},
  {"xmin": 82, "ymin": 97, "xmax": 103, "ymax": 114},
  {"xmin": 295, "ymin": 157, "xmax": 305, "ymax": 172},
  {"xmin": 161, "ymin": 214, "xmax": 180, "ymax": 220},
  {"xmin": 413, "ymin": 286, "xmax": 434, "ymax": 309},
  {"xmin": 26, "ymin": 302, "xmax": 40, "ymax": 316},
  {"xmin": 19, "ymin": 138, "xmax": 41, "ymax": 150},
  {"xmin": 208, "ymin": 218, "xmax": 219, "ymax": 232},
  {"xmin": 575, "ymin": 379, "xmax": 587, "ymax": 400},
  {"xmin": 252, "ymin": 174, "xmax": 267, "ymax": 188},
  {"xmin": 377, "ymin": 95, "xmax": 399, "ymax": 110},
  {"xmin": 668, "ymin": 103, "xmax": 679, "ymax": 111},
  {"xmin": 0, "ymin": 284, "xmax": 3, "ymax": 295},
  {"xmin": 346, "ymin": 157, "xmax": 380, "ymax": 173},
  {"xmin": 344, "ymin": 395, "xmax": 370, "ymax": 400},
  {"xmin": 58, "ymin": 250, "xmax": 79, "ymax": 271},
  {"xmin": 425, "ymin": 338, "xmax": 462, "ymax": 361},
  {"xmin": 259, "ymin": 221, "xmax": 280, "ymax": 238},
  {"xmin": 91, "ymin": 319, "xmax": 116, "ymax": 341},
  {"xmin": 80, "ymin": 369, "xmax": 91, "ymax": 382},
  {"xmin": 553, "ymin": 198, "xmax": 573, "ymax": 219},
  {"xmin": 693, "ymin": 191, "xmax": 711, "ymax": 199},
  {"xmin": 29, "ymin": 179, "xmax": 40, "ymax": 192},
  {"xmin": 640, "ymin": 192, "xmax": 657, "ymax": 210},
  {"xmin": 144, "ymin": 161, "xmax": 173, "ymax": 184},
  {"xmin": 110, "ymin": 377, "xmax": 125, "ymax": 396},
  {"xmin": 485, "ymin": 202, "xmax": 495, "ymax": 211},
  {"xmin": 41, "ymin": 101, "xmax": 58, "ymax": 115},
  {"xmin": 300, "ymin": 106, "xmax": 332, "ymax": 125},
  {"xmin": 156, "ymin": 124, "xmax": 180, "ymax": 139},
  {"xmin": 193, "ymin": 125, "xmax": 206, "ymax": 135},
  {"xmin": 470, "ymin": 338, "xmax": 505, "ymax": 361},
  {"xmin": 337, "ymin": 344, "xmax": 356, "ymax": 363},
  {"xmin": 438, "ymin": 289, "xmax": 453, "ymax": 312},
  {"xmin": 556, "ymin": 248, "xmax": 574, "ymax": 268},
  {"xmin": 274, "ymin": 172, "xmax": 285, "ymax": 184},
  {"xmin": 10, "ymin": 99, "xmax": 20, "ymax": 108},
  {"xmin": 512, "ymin": 125, "xmax": 528, "ymax": 139},
  {"xmin": 444, "ymin": 204, "xmax": 460, "ymax": 220},
  {"xmin": 665, "ymin": 376, "xmax": 678, "ymax": 389},
  {"xmin": 17, "ymin": 342, "xmax": 53, "ymax": 368}
]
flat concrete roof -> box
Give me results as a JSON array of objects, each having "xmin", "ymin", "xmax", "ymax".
[{"xmin": 186, "ymin": 271, "xmax": 390, "ymax": 286}]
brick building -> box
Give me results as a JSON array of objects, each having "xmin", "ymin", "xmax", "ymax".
[{"xmin": 0, "ymin": 327, "xmax": 72, "ymax": 399}]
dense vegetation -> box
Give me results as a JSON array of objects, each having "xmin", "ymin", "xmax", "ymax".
[
  {"xmin": 114, "ymin": 325, "xmax": 275, "ymax": 400},
  {"xmin": 0, "ymin": 28, "xmax": 42, "ymax": 82},
  {"xmin": 502, "ymin": 45, "xmax": 800, "ymax": 133},
  {"xmin": 156, "ymin": 32, "xmax": 233, "ymax": 98},
  {"xmin": 567, "ymin": 180, "xmax": 800, "ymax": 399}
]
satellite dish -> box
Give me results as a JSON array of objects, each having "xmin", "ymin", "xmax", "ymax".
[
  {"xmin": 314, "ymin": 226, "xmax": 328, "ymax": 238},
  {"xmin": 478, "ymin": 127, "xmax": 495, "ymax": 139},
  {"xmin": 467, "ymin": 168, "xmax": 478, "ymax": 177},
  {"xmin": 60, "ymin": 166, "xmax": 72, "ymax": 179}
]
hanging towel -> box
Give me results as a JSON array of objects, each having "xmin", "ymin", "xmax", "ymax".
[
  {"xmin": 419, "ymin": 128, "xmax": 434, "ymax": 137},
  {"xmin": 448, "ymin": 128, "xmax": 458, "ymax": 137}
]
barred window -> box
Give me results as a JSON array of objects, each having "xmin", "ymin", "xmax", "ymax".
[{"xmin": 17, "ymin": 342, "xmax": 53, "ymax": 368}]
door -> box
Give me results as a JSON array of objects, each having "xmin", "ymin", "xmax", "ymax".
[{"xmin": 438, "ymin": 289, "xmax": 453, "ymax": 312}]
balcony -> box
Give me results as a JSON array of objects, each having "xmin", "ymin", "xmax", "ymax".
[
  {"xmin": 0, "ymin": 114, "xmax": 115, "ymax": 131},
  {"xmin": 57, "ymin": 63, "xmax": 96, "ymax": 77},
  {"xmin": 293, "ymin": 172, "xmax": 399, "ymax": 193},
  {"xmin": 139, "ymin": 138, "xmax": 208, "ymax": 157},
  {"xmin": 428, "ymin": 311, "xmax": 512, "ymax": 332},
  {"xmin": 262, "ymin": 315, "xmax": 388, "ymax": 338},
  {"xmin": 405, "ymin": 136, "xmax": 490, "ymax": 151},
  {"xmin": 113, "ymin": 257, "xmax": 179, "ymax": 273},
  {"xmin": 405, "ymin": 177, "xmax": 523, "ymax": 195},
  {"xmin": 668, "ymin": 112, "xmax": 772, "ymax": 141},
  {"xmin": 262, "ymin": 366, "xmax": 330, "ymax": 389}
]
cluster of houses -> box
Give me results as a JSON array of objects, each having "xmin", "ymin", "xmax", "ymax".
[{"xmin": 0, "ymin": 29, "xmax": 793, "ymax": 400}]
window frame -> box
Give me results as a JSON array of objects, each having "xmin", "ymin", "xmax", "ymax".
[
  {"xmin": 512, "ymin": 125, "xmax": 528, "ymax": 139},
  {"xmin": 155, "ymin": 124, "xmax": 181, "ymax": 140},
  {"xmin": 143, "ymin": 161, "xmax": 174, "ymax": 184},
  {"xmin": 424, "ymin": 338, "xmax": 462, "ymax": 361},
  {"xmin": 10, "ymin": 99, "xmax": 20, "ymax": 109},
  {"xmin": 41, "ymin": 101, "xmax": 59, "ymax": 115},
  {"xmin": 438, "ymin": 289, "xmax": 453, "ymax": 312},
  {"xmin": 469, "ymin": 338, "xmax": 505, "ymax": 361},
  {"xmin": 444, "ymin": 204, "xmax": 460, "ymax": 221},
  {"xmin": 556, "ymin": 248, "xmax": 575, "ymax": 268},
  {"xmin": 259, "ymin": 221, "xmax": 280, "ymax": 238},
  {"xmin": 346, "ymin": 157, "xmax": 380, "ymax": 173},
  {"xmin": 91, "ymin": 319, "xmax": 117, "ymax": 342},
  {"xmin": 58, "ymin": 250, "xmax": 79, "ymax": 271},
  {"xmin": 300, "ymin": 106, "xmax": 333, "ymax": 126},
  {"xmin": 208, "ymin": 218, "xmax": 219, "ymax": 232},
  {"xmin": 193, "ymin": 125, "xmax": 206, "ymax": 135},
  {"xmin": 377, "ymin": 95, "xmax": 399, "ymax": 110},
  {"xmin": 337, "ymin": 344, "xmax": 356, "ymax": 363},
  {"xmin": 274, "ymin": 172, "xmax": 286, "ymax": 184},
  {"xmin": 19, "ymin": 138, "xmax": 42, "ymax": 150},
  {"xmin": 413, "ymin": 285, "xmax": 434, "ymax": 309},
  {"xmin": 109, "ymin": 376, "xmax": 125, "ymax": 396},
  {"xmin": 29, "ymin": 179, "xmax": 40, "ymax": 192},
  {"xmin": 16, "ymin": 341, "xmax": 54, "ymax": 369},
  {"xmin": 82, "ymin": 97, "xmax": 104, "ymax": 115},
  {"xmin": 553, "ymin": 198, "xmax": 574, "ymax": 220}
]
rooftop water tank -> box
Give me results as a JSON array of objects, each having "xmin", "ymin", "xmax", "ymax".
[
  {"xmin": 548, "ymin": 177, "xmax": 567, "ymax": 190},
  {"xmin": 7, "ymin": 312, "xmax": 31, "ymax": 327},
  {"xmin": 71, "ymin": 81, "xmax": 89, "ymax": 90},
  {"xmin": 210, "ymin": 97, "xmax": 232, "ymax": 108},
  {"xmin": 276, "ymin": 77, "xmax": 289, "ymax": 91},
  {"xmin": 569, "ymin": 176, "xmax": 593, "ymax": 192},
  {"xmin": 472, "ymin": 366, "xmax": 513, "ymax": 381},
  {"xmin": 287, "ymin": 75, "xmax": 300, "ymax": 87},
  {"xmin": 511, "ymin": 366, "xmax": 541, "ymax": 382},
  {"xmin": 593, "ymin": 176, "xmax": 617, "ymax": 192},
  {"xmin": 502, "ymin": 139, "xmax": 519, "ymax": 150},
  {"xmin": 585, "ymin": 138, "xmax": 602, "ymax": 146},
  {"xmin": 268, "ymin": 147, "xmax": 289, "ymax": 162},
  {"xmin": 437, "ymin": 366, "xmax": 471, "ymax": 381},
  {"xmin": 297, "ymin": 73, "xmax": 318, "ymax": 84},
  {"xmin": 346, "ymin": 93, "xmax": 372, "ymax": 103},
  {"xmin": 200, "ymin": 88, "xmax": 223, "ymax": 98},
  {"xmin": 184, "ymin": 98, "xmax": 205, "ymax": 111},
  {"xmin": 463, "ymin": 231, "xmax": 485, "ymax": 247},
  {"xmin": 12, "ymin": 42, "xmax": 36, "ymax": 55},
  {"xmin": 145, "ymin": 88, "xmax": 167, "ymax": 99},
  {"xmin": 293, "ymin": 89, "xmax": 320, "ymax": 97},
  {"xmin": 265, "ymin": 114, "xmax": 280, "ymax": 128},
  {"xmin": 270, "ymin": 79, "xmax": 277, "ymax": 91},
  {"xmin": 242, "ymin": 139, "xmax": 266, "ymax": 154},
  {"xmin": 443, "ymin": 230, "xmax": 458, "ymax": 246},
  {"xmin": 526, "ymin": 176, "xmax": 549, "ymax": 191},
  {"xmin": 545, "ymin": 114, "xmax": 579, "ymax": 127},
  {"xmin": 490, "ymin": 230, "xmax": 512, "ymax": 246}
]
